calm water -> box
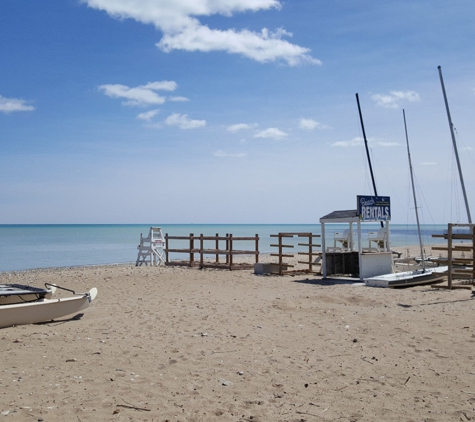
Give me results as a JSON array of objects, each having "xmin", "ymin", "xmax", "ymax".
[{"xmin": 0, "ymin": 224, "xmax": 448, "ymax": 272}]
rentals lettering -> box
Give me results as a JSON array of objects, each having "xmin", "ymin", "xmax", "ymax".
[{"xmin": 357, "ymin": 195, "xmax": 391, "ymax": 221}]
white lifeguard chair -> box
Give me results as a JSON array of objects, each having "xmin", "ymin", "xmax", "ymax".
[{"xmin": 136, "ymin": 227, "xmax": 166, "ymax": 266}]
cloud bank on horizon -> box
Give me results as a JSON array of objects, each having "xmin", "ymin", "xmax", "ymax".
[{"xmin": 83, "ymin": 0, "xmax": 320, "ymax": 66}]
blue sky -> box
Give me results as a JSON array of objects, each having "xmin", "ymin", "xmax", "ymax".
[{"xmin": 1, "ymin": 0, "xmax": 474, "ymax": 224}]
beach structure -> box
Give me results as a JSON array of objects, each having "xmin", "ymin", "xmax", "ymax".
[
  {"xmin": 320, "ymin": 197, "xmax": 393, "ymax": 281},
  {"xmin": 136, "ymin": 227, "xmax": 166, "ymax": 266}
]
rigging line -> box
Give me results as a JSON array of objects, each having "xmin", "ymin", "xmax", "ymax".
[
  {"xmin": 453, "ymin": 126, "xmax": 475, "ymax": 165},
  {"xmin": 373, "ymin": 151, "xmax": 405, "ymax": 211},
  {"xmin": 412, "ymin": 172, "xmax": 439, "ymax": 251},
  {"xmin": 413, "ymin": 174, "xmax": 436, "ymax": 225}
]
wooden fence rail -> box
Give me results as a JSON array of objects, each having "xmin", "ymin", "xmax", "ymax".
[
  {"xmin": 270, "ymin": 232, "xmax": 321, "ymax": 276},
  {"xmin": 165, "ymin": 233, "xmax": 259, "ymax": 270},
  {"xmin": 431, "ymin": 223, "xmax": 474, "ymax": 289}
]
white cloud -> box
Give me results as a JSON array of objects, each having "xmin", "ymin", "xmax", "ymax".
[
  {"xmin": 331, "ymin": 137, "xmax": 363, "ymax": 147},
  {"xmin": 137, "ymin": 109, "xmax": 160, "ymax": 121},
  {"xmin": 169, "ymin": 96, "xmax": 189, "ymax": 102},
  {"xmin": 98, "ymin": 81, "xmax": 177, "ymax": 107},
  {"xmin": 378, "ymin": 141, "xmax": 400, "ymax": 147},
  {"xmin": 421, "ymin": 161, "xmax": 437, "ymax": 166},
  {"xmin": 227, "ymin": 123, "xmax": 257, "ymax": 133},
  {"xmin": 298, "ymin": 118, "xmax": 331, "ymax": 130},
  {"xmin": 165, "ymin": 113, "xmax": 206, "ymax": 129},
  {"xmin": 84, "ymin": 0, "xmax": 319, "ymax": 66},
  {"xmin": 214, "ymin": 149, "xmax": 246, "ymax": 158},
  {"xmin": 158, "ymin": 26, "xmax": 320, "ymax": 66},
  {"xmin": 331, "ymin": 137, "xmax": 399, "ymax": 147},
  {"xmin": 254, "ymin": 127, "xmax": 288, "ymax": 140},
  {"xmin": 0, "ymin": 95, "xmax": 35, "ymax": 113},
  {"xmin": 371, "ymin": 90, "xmax": 421, "ymax": 109}
]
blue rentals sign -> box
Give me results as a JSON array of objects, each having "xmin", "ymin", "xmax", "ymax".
[{"xmin": 357, "ymin": 195, "xmax": 391, "ymax": 221}]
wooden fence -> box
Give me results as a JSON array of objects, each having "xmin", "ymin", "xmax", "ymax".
[
  {"xmin": 165, "ymin": 233, "xmax": 259, "ymax": 270},
  {"xmin": 432, "ymin": 223, "xmax": 474, "ymax": 289},
  {"xmin": 270, "ymin": 232, "xmax": 321, "ymax": 275}
]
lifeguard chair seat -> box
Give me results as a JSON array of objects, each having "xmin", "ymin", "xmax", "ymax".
[
  {"xmin": 368, "ymin": 227, "xmax": 388, "ymax": 252},
  {"xmin": 333, "ymin": 229, "xmax": 353, "ymax": 251}
]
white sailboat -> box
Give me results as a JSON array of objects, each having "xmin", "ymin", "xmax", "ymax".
[{"xmin": 365, "ymin": 110, "xmax": 448, "ymax": 287}]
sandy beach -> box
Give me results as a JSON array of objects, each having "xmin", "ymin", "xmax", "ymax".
[{"xmin": 1, "ymin": 248, "xmax": 475, "ymax": 422}]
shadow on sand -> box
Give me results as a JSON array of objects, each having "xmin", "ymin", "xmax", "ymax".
[{"xmin": 290, "ymin": 277, "xmax": 364, "ymax": 287}]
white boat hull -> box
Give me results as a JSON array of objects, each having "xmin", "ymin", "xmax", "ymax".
[
  {"xmin": 0, "ymin": 288, "xmax": 97, "ymax": 328},
  {"xmin": 365, "ymin": 267, "xmax": 448, "ymax": 288}
]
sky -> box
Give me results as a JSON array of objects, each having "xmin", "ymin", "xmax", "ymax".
[{"xmin": 1, "ymin": 0, "xmax": 475, "ymax": 224}]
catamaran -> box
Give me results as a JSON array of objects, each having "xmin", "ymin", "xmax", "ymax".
[
  {"xmin": 0, "ymin": 283, "xmax": 98, "ymax": 329},
  {"xmin": 365, "ymin": 110, "xmax": 449, "ymax": 287}
]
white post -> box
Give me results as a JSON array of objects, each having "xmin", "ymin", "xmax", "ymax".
[
  {"xmin": 357, "ymin": 220, "xmax": 363, "ymax": 281},
  {"xmin": 321, "ymin": 223, "xmax": 327, "ymax": 278}
]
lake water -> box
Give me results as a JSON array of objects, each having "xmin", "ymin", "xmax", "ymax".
[{"xmin": 0, "ymin": 224, "xmax": 448, "ymax": 272}]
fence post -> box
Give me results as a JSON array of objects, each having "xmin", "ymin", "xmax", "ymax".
[
  {"xmin": 308, "ymin": 233, "xmax": 312, "ymax": 272},
  {"xmin": 165, "ymin": 233, "xmax": 169, "ymax": 264},
  {"xmin": 215, "ymin": 233, "xmax": 219, "ymax": 263},
  {"xmin": 226, "ymin": 234, "xmax": 230, "ymax": 264},
  {"xmin": 229, "ymin": 234, "xmax": 233, "ymax": 269},
  {"xmin": 278, "ymin": 233, "xmax": 283, "ymax": 275},
  {"xmin": 255, "ymin": 234, "xmax": 259, "ymax": 263},
  {"xmin": 200, "ymin": 234, "xmax": 204, "ymax": 268},
  {"xmin": 447, "ymin": 224, "xmax": 453, "ymax": 289},
  {"xmin": 190, "ymin": 233, "xmax": 194, "ymax": 267}
]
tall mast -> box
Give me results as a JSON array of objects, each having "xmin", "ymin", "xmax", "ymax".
[
  {"xmin": 356, "ymin": 93, "xmax": 378, "ymax": 197},
  {"xmin": 356, "ymin": 93, "xmax": 383, "ymax": 228},
  {"xmin": 403, "ymin": 109, "xmax": 426, "ymax": 271},
  {"xmin": 438, "ymin": 66, "xmax": 472, "ymax": 224}
]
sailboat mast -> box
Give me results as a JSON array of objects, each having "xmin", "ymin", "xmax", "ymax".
[
  {"xmin": 403, "ymin": 109, "xmax": 425, "ymax": 271},
  {"xmin": 438, "ymin": 66, "xmax": 472, "ymax": 224},
  {"xmin": 356, "ymin": 93, "xmax": 384, "ymax": 228},
  {"xmin": 356, "ymin": 93, "xmax": 378, "ymax": 197}
]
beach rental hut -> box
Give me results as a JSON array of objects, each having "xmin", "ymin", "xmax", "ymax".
[{"xmin": 320, "ymin": 207, "xmax": 393, "ymax": 281}]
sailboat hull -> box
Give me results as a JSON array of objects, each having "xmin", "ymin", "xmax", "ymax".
[
  {"xmin": 0, "ymin": 288, "xmax": 97, "ymax": 328},
  {"xmin": 365, "ymin": 266, "xmax": 448, "ymax": 288}
]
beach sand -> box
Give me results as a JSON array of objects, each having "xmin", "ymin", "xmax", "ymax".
[{"xmin": 1, "ymin": 246, "xmax": 475, "ymax": 421}]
